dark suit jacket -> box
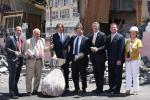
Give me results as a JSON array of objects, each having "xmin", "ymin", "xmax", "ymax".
[
  {"xmin": 89, "ymin": 31, "xmax": 106, "ymax": 62},
  {"xmin": 5, "ymin": 35, "xmax": 23, "ymax": 66},
  {"xmin": 53, "ymin": 33, "xmax": 70, "ymax": 59},
  {"xmin": 69, "ymin": 35, "xmax": 89, "ymax": 63},
  {"xmin": 106, "ymin": 33, "xmax": 125, "ymax": 65}
]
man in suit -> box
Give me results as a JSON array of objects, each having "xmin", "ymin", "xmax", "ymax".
[
  {"xmin": 52, "ymin": 23, "xmax": 70, "ymax": 91},
  {"xmin": 89, "ymin": 22, "xmax": 106, "ymax": 94},
  {"xmin": 5, "ymin": 26, "xmax": 23, "ymax": 99},
  {"xmin": 69, "ymin": 23, "xmax": 89, "ymax": 93},
  {"xmin": 106, "ymin": 23, "xmax": 125, "ymax": 94},
  {"xmin": 23, "ymin": 28, "xmax": 51, "ymax": 96}
]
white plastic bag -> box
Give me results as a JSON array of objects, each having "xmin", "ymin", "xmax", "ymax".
[{"xmin": 41, "ymin": 68, "xmax": 65, "ymax": 96}]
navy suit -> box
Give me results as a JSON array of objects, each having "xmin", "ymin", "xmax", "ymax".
[
  {"xmin": 5, "ymin": 35, "xmax": 23, "ymax": 96},
  {"xmin": 106, "ymin": 33, "xmax": 125, "ymax": 93},
  {"xmin": 69, "ymin": 35, "xmax": 89, "ymax": 90},
  {"xmin": 89, "ymin": 31, "xmax": 106, "ymax": 92},
  {"xmin": 53, "ymin": 33, "xmax": 70, "ymax": 89}
]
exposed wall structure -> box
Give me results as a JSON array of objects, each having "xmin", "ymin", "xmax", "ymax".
[
  {"xmin": 80, "ymin": 0, "xmax": 110, "ymax": 34},
  {"xmin": 1, "ymin": 0, "xmax": 45, "ymax": 38},
  {"xmin": 79, "ymin": 0, "xmax": 145, "ymax": 34},
  {"xmin": 141, "ymin": 0, "xmax": 149, "ymax": 21}
]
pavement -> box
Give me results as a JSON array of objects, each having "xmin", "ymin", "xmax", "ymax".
[{"xmin": 0, "ymin": 72, "xmax": 150, "ymax": 100}]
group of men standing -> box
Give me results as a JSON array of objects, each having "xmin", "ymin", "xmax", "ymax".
[{"xmin": 5, "ymin": 22, "xmax": 125, "ymax": 99}]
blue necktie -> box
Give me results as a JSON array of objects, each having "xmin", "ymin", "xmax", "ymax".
[{"xmin": 74, "ymin": 37, "xmax": 79, "ymax": 55}]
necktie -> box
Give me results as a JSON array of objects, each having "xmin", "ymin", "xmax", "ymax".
[
  {"xmin": 74, "ymin": 37, "xmax": 79, "ymax": 55},
  {"xmin": 18, "ymin": 36, "xmax": 21, "ymax": 52},
  {"xmin": 60, "ymin": 33, "xmax": 63, "ymax": 43}
]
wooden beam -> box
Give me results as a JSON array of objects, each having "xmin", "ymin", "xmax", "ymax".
[
  {"xmin": 4, "ymin": 11, "xmax": 23, "ymax": 14},
  {"xmin": 2, "ymin": 14, "xmax": 23, "ymax": 28},
  {"xmin": 136, "ymin": 0, "xmax": 142, "ymax": 24},
  {"xmin": 3, "ymin": 14, "xmax": 23, "ymax": 18},
  {"xmin": 34, "ymin": 4, "xmax": 45, "ymax": 11}
]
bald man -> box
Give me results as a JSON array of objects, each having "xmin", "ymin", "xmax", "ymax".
[{"xmin": 23, "ymin": 28, "xmax": 51, "ymax": 96}]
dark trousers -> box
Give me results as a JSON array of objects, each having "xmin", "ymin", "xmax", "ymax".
[
  {"xmin": 8, "ymin": 63, "xmax": 22, "ymax": 96},
  {"xmin": 108, "ymin": 64, "xmax": 123, "ymax": 93},
  {"xmin": 91, "ymin": 57, "xmax": 105, "ymax": 92},
  {"xmin": 71, "ymin": 59, "xmax": 87, "ymax": 90},
  {"xmin": 61, "ymin": 62, "xmax": 69, "ymax": 89}
]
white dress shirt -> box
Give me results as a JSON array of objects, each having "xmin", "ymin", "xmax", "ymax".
[
  {"xmin": 111, "ymin": 32, "xmax": 117, "ymax": 42},
  {"xmin": 92, "ymin": 31, "xmax": 99, "ymax": 45}
]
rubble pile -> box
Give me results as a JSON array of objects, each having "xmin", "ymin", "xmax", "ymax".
[
  {"xmin": 0, "ymin": 55, "xmax": 8, "ymax": 73},
  {"xmin": 145, "ymin": 22, "xmax": 150, "ymax": 32}
]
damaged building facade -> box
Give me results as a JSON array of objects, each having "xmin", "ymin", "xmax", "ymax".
[
  {"xmin": 0, "ymin": 0, "xmax": 45, "ymax": 39},
  {"xmin": 79, "ymin": 0, "xmax": 150, "ymax": 34}
]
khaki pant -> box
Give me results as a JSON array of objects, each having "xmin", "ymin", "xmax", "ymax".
[{"xmin": 26, "ymin": 59, "xmax": 43, "ymax": 92}]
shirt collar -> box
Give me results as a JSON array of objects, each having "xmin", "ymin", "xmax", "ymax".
[
  {"xmin": 94, "ymin": 31, "xmax": 99, "ymax": 36},
  {"xmin": 77, "ymin": 34, "xmax": 83, "ymax": 38},
  {"xmin": 58, "ymin": 32, "xmax": 63, "ymax": 36},
  {"xmin": 111, "ymin": 32, "xmax": 117, "ymax": 36}
]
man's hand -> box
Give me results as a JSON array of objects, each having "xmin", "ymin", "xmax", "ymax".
[
  {"xmin": 125, "ymin": 57, "xmax": 131, "ymax": 62},
  {"xmin": 74, "ymin": 53, "xmax": 84, "ymax": 61},
  {"xmin": 90, "ymin": 47, "xmax": 98, "ymax": 52},
  {"xmin": 50, "ymin": 44, "xmax": 54, "ymax": 49},
  {"xmin": 116, "ymin": 60, "xmax": 121, "ymax": 65},
  {"xmin": 14, "ymin": 51, "xmax": 21, "ymax": 56},
  {"xmin": 74, "ymin": 55, "xmax": 79, "ymax": 61}
]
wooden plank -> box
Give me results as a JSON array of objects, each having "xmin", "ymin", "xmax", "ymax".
[
  {"xmin": 81, "ymin": 0, "xmax": 110, "ymax": 34},
  {"xmin": 4, "ymin": 11, "xmax": 23, "ymax": 14},
  {"xmin": 136, "ymin": 0, "xmax": 142, "ymax": 24},
  {"xmin": 3, "ymin": 14, "xmax": 23, "ymax": 18},
  {"xmin": 2, "ymin": 14, "xmax": 23, "ymax": 28},
  {"xmin": 0, "ymin": 0, "xmax": 10, "ymax": 5},
  {"xmin": 34, "ymin": 4, "xmax": 45, "ymax": 11}
]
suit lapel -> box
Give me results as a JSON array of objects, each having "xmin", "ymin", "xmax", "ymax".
[
  {"xmin": 95, "ymin": 33, "xmax": 99, "ymax": 46},
  {"xmin": 12, "ymin": 36, "xmax": 18, "ymax": 50}
]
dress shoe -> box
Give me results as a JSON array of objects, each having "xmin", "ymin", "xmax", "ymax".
[
  {"xmin": 10, "ymin": 95, "xmax": 19, "ymax": 99},
  {"xmin": 73, "ymin": 89, "xmax": 80, "ymax": 94},
  {"xmin": 92, "ymin": 89, "xmax": 103, "ymax": 94},
  {"xmin": 32, "ymin": 90, "xmax": 38, "ymax": 95},
  {"xmin": 133, "ymin": 91, "xmax": 138, "ymax": 95},
  {"xmin": 82, "ymin": 88, "xmax": 86, "ymax": 93},
  {"xmin": 65, "ymin": 88, "xmax": 70, "ymax": 92},
  {"xmin": 112, "ymin": 91, "xmax": 120, "ymax": 94},
  {"xmin": 27, "ymin": 92, "xmax": 32, "ymax": 96},
  {"xmin": 125, "ymin": 90, "xmax": 130, "ymax": 95},
  {"xmin": 15, "ymin": 93, "xmax": 21, "ymax": 97},
  {"xmin": 104, "ymin": 89, "xmax": 113, "ymax": 93}
]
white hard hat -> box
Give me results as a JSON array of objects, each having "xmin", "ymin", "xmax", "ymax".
[{"xmin": 129, "ymin": 26, "xmax": 139, "ymax": 33}]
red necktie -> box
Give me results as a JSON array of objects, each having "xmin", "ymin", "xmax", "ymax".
[{"xmin": 18, "ymin": 37, "xmax": 21, "ymax": 51}]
